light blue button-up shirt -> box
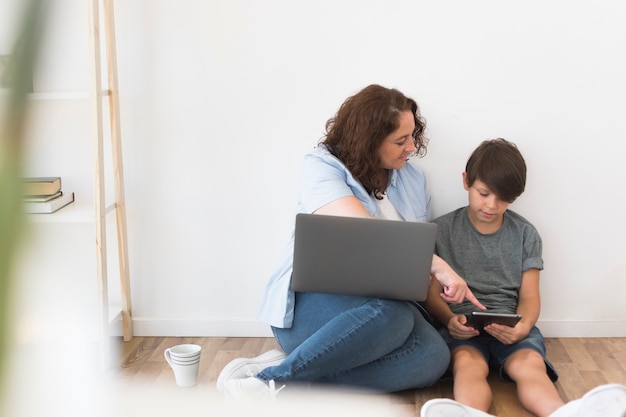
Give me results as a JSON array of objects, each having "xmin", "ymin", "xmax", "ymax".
[{"xmin": 256, "ymin": 145, "xmax": 432, "ymax": 328}]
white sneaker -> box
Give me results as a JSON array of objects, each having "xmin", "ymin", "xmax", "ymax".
[
  {"xmin": 216, "ymin": 349, "xmax": 286, "ymax": 392},
  {"xmin": 420, "ymin": 398, "xmax": 495, "ymax": 417},
  {"xmin": 221, "ymin": 376, "xmax": 285, "ymax": 401},
  {"xmin": 550, "ymin": 383, "xmax": 626, "ymax": 417}
]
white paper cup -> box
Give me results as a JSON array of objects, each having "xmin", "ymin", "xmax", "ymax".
[{"xmin": 164, "ymin": 344, "xmax": 202, "ymax": 387}]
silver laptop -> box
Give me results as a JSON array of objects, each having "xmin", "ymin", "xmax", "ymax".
[{"xmin": 291, "ymin": 213, "xmax": 437, "ymax": 301}]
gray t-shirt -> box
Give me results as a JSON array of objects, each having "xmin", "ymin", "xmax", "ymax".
[{"xmin": 433, "ymin": 207, "xmax": 543, "ymax": 315}]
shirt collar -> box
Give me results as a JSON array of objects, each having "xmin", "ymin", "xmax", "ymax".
[{"xmin": 388, "ymin": 169, "xmax": 398, "ymax": 188}]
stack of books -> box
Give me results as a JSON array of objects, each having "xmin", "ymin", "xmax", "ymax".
[{"xmin": 23, "ymin": 177, "xmax": 75, "ymax": 214}]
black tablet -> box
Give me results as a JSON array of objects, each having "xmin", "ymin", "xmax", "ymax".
[{"xmin": 465, "ymin": 312, "xmax": 522, "ymax": 329}]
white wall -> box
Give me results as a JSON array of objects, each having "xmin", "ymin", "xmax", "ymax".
[{"xmin": 7, "ymin": 0, "xmax": 626, "ymax": 338}]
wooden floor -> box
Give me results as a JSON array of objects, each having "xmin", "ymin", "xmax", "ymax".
[{"xmin": 112, "ymin": 336, "xmax": 626, "ymax": 416}]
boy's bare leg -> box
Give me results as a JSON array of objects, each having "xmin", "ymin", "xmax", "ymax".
[
  {"xmin": 451, "ymin": 347, "xmax": 493, "ymax": 412},
  {"xmin": 504, "ymin": 349, "xmax": 565, "ymax": 417}
]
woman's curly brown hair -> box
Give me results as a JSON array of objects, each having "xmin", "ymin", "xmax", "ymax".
[{"xmin": 321, "ymin": 84, "xmax": 428, "ymax": 197}]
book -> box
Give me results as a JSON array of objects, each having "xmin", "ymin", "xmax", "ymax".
[
  {"xmin": 22, "ymin": 190, "xmax": 63, "ymax": 202},
  {"xmin": 24, "ymin": 191, "xmax": 75, "ymax": 214},
  {"xmin": 22, "ymin": 177, "xmax": 62, "ymax": 196}
]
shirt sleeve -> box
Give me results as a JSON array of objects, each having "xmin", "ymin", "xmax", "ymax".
[
  {"xmin": 297, "ymin": 151, "xmax": 363, "ymax": 213},
  {"xmin": 522, "ymin": 224, "xmax": 544, "ymax": 271}
]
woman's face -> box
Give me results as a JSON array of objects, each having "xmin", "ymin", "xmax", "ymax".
[{"xmin": 377, "ymin": 111, "xmax": 416, "ymax": 170}]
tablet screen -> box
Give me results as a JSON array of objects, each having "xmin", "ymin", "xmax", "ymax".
[{"xmin": 465, "ymin": 312, "xmax": 522, "ymax": 329}]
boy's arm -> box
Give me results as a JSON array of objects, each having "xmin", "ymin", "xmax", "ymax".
[
  {"xmin": 483, "ymin": 268, "xmax": 541, "ymax": 344},
  {"xmin": 425, "ymin": 277, "xmax": 480, "ymax": 340},
  {"xmin": 425, "ymin": 277, "xmax": 456, "ymax": 326},
  {"xmin": 516, "ymin": 268, "xmax": 541, "ymax": 329}
]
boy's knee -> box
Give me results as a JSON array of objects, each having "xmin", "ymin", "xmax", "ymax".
[
  {"xmin": 504, "ymin": 349, "xmax": 546, "ymax": 377},
  {"xmin": 452, "ymin": 346, "xmax": 489, "ymax": 376}
]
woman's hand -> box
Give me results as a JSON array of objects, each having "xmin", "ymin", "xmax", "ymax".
[{"xmin": 431, "ymin": 254, "xmax": 486, "ymax": 310}]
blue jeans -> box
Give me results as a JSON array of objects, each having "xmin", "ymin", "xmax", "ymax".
[{"xmin": 256, "ymin": 292, "xmax": 450, "ymax": 392}]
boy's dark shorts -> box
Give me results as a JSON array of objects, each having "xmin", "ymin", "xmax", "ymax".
[{"xmin": 439, "ymin": 326, "xmax": 559, "ymax": 384}]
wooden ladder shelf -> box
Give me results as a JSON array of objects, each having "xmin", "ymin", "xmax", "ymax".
[{"xmin": 88, "ymin": 0, "xmax": 133, "ymax": 366}]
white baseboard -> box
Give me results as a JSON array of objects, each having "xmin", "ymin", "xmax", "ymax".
[
  {"xmin": 110, "ymin": 318, "xmax": 626, "ymax": 338},
  {"xmin": 112, "ymin": 318, "xmax": 274, "ymax": 338},
  {"xmin": 536, "ymin": 320, "xmax": 626, "ymax": 338}
]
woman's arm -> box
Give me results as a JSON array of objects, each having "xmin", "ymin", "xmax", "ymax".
[{"xmin": 313, "ymin": 196, "xmax": 372, "ymax": 218}]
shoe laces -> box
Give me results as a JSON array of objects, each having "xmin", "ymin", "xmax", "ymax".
[
  {"xmin": 267, "ymin": 380, "xmax": 286, "ymax": 399},
  {"xmin": 241, "ymin": 372, "xmax": 285, "ymax": 400}
]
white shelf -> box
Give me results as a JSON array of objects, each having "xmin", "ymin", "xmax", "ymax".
[
  {"xmin": 29, "ymin": 91, "xmax": 89, "ymax": 100},
  {"xmin": 29, "ymin": 90, "xmax": 110, "ymax": 100},
  {"xmin": 26, "ymin": 199, "xmax": 116, "ymax": 224},
  {"xmin": 1, "ymin": 90, "xmax": 110, "ymax": 101}
]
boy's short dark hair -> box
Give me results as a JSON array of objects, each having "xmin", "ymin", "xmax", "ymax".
[{"xmin": 465, "ymin": 138, "xmax": 527, "ymax": 203}]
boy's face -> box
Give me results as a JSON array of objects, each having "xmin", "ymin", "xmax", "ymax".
[{"xmin": 463, "ymin": 173, "xmax": 511, "ymax": 234}]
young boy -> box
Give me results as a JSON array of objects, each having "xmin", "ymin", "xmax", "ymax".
[{"xmin": 425, "ymin": 138, "xmax": 564, "ymax": 417}]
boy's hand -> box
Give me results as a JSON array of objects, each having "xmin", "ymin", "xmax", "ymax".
[
  {"xmin": 483, "ymin": 322, "xmax": 530, "ymax": 344},
  {"xmin": 447, "ymin": 314, "xmax": 480, "ymax": 340}
]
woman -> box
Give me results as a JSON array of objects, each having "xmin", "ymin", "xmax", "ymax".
[{"xmin": 217, "ymin": 84, "xmax": 484, "ymax": 399}]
